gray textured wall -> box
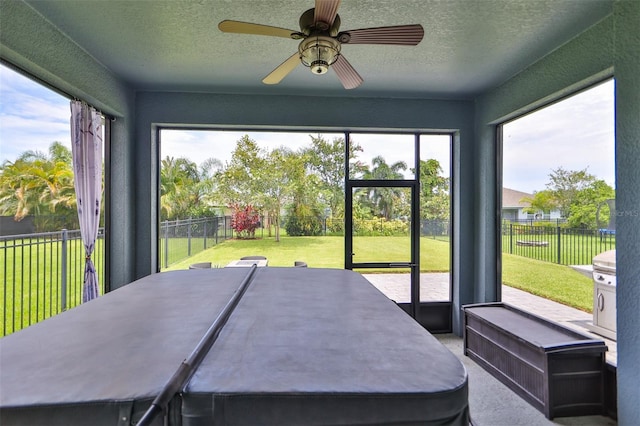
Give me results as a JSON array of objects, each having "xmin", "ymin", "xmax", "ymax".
[{"xmin": 613, "ymin": 1, "xmax": 640, "ymax": 423}]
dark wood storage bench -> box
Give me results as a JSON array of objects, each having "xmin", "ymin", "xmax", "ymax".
[{"xmin": 463, "ymin": 302, "xmax": 607, "ymax": 419}]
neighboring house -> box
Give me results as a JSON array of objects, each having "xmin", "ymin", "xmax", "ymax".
[{"xmin": 502, "ymin": 188, "xmax": 562, "ymax": 222}]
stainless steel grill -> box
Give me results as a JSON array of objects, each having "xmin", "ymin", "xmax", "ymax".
[{"xmin": 590, "ymin": 249, "xmax": 616, "ymax": 340}]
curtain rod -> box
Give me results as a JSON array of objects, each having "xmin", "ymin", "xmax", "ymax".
[{"xmin": 1, "ymin": 58, "xmax": 116, "ymax": 121}]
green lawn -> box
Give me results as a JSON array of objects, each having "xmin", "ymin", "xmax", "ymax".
[
  {"xmin": 165, "ymin": 235, "xmax": 592, "ymax": 312},
  {"xmin": 163, "ymin": 236, "xmax": 450, "ymax": 272},
  {"xmin": 1, "ymin": 238, "xmax": 106, "ymax": 336},
  {"xmin": 502, "ymin": 253, "xmax": 593, "ymax": 312}
]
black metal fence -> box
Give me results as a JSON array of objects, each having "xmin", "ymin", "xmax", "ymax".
[
  {"xmin": 1, "ymin": 229, "xmax": 105, "ymax": 336},
  {"xmin": 159, "ymin": 216, "xmax": 233, "ymax": 269},
  {"xmin": 1, "ymin": 216, "xmax": 231, "ymax": 336},
  {"xmin": 503, "ymin": 223, "xmax": 616, "ymax": 265}
]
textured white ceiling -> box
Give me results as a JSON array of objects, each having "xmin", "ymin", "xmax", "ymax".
[{"xmin": 24, "ymin": 0, "xmax": 612, "ymax": 99}]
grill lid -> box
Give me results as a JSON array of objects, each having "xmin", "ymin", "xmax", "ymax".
[{"xmin": 593, "ymin": 249, "xmax": 616, "ymax": 274}]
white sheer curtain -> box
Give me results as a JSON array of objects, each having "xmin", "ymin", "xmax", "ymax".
[{"xmin": 70, "ymin": 101, "xmax": 103, "ymax": 303}]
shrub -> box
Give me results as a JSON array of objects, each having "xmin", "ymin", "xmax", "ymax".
[
  {"xmin": 284, "ymin": 213, "xmax": 323, "ymax": 236},
  {"xmin": 353, "ymin": 218, "xmax": 409, "ymax": 236},
  {"xmin": 229, "ymin": 203, "xmax": 260, "ymax": 238}
]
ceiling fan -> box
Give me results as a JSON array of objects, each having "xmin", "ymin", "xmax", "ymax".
[{"xmin": 218, "ymin": 0, "xmax": 424, "ymax": 89}]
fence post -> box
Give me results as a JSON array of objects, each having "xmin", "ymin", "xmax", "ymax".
[
  {"xmin": 61, "ymin": 229, "xmax": 68, "ymax": 312},
  {"xmin": 164, "ymin": 221, "xmax": 169, "ymax": 269},
  {"xmin": 187, "ymin": 218, "xmax": 192, "ymax": 256},
  {"xmin": 509, "ymin": 224, "xmax": 513, "ymax": 254},
  {"xmin": 556, "ymin": 226, "xmax": 561, "ymax": 264},
  {"xmin": 203, "ymin": 220, "xmax": 207, "ymax": 250}
]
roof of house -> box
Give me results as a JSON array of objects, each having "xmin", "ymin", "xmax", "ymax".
[{"xmin": 502, "ymin": 188, "xmax": 533, "ymax": 209}]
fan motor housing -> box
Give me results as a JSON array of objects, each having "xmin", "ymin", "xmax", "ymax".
[{"xmin": 298, "ymin": 36, "xmax": 341, "ymax": 75}]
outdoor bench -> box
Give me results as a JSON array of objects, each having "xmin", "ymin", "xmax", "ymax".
[{"xmin": 463, "ymin": 302, "xmax": 607, "ymax": 419}]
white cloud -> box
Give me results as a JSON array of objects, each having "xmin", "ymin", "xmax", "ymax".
[
  {"xmin": 0, "ymin": 65, "xmax": 70, "ymax": 163},
  {"xmin": 503, "ymin": 79, "xmax": 615, "ymax": 193}
]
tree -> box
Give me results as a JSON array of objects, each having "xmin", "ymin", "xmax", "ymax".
[
  {"xmin": 542, "ymin": 167, "xmax": 614, "ymax": 228},
  {"xmin": 414, "ymin": 159, "xmax": 450, "ymax": 221},
  {"xmin": 160, "ymin": 156, "xmax": 222, "ymax": 220},
  {"xmin": 521, "ymin": 189, "xmax": 557, "ymax": 216},
  {"xmin": 567, "ymin": 180, "xmax": 615, "ymax": 228},
  {"xmin": 358, "ymin": 156, "xmax": 408, "ymax": 220},
  {"xmin": 304, "ymin": 135, "xmax": 364, "ymax": 218},
  {"xmin": 216, "ymin": 135, "xmax": 266, "ymax": 207},
  {"xmin": 160, "ymin": 156, "xmax": 199, "ymax": 220},
  {"xmin": 256, "ymin": 147, "xmax": 306, "ymax": 242},
  {"xmin": 190, "ymin": 157, "xmax": 224, "ymax": 218},
  {"xmin": 0, "ymin": 142, "xmax": 77, "ymax": 230},
  {"xmin": 546, "ymin": 167, "xmax": 597, "ymax": 218},
  {"xmin": 284, "ymin": 150, "xmax": 325, "ymax": 237},
  {"xmin": 216, "ymin": 136, "xmax": 311, "ymax": 241}
]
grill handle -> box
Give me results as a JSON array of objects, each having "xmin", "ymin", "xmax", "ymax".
[{"xmin": 597, "ymin": 292, "xmax": 605, "ymax": 311}]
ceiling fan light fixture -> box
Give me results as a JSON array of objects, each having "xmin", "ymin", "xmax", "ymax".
[{"xmin": 298, "ymin": 36, "xmax": 341, "ymax": 75}]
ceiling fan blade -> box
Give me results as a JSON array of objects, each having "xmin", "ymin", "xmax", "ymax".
[
  {"xmin": 262, "ymin": 53, "xmax": 300, "ymax": 85},
  {"xmin": 314, "ymin": 0, "xmax": 341, "ymax": 26},
  {"xmin": 218, "ymin": 20, "xmax": 298, "ymax": 39},
  {"xmin": 339, "ymin": 24, "xmax": 424, "ymax": 45},
  {"xmin": 333, "ymin": 55, "xmax": 363, "ymax": 90}
]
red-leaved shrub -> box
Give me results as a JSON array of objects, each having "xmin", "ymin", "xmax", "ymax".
[{"xmin": 229, "ymin": 203, "xmax": 260, "ymax": 238}]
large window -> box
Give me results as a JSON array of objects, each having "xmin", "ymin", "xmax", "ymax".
[
  {"xmin": 420, "ymin": 134, "xmax": 451, "ymax": 301},
  {"xmin": 159, "ymin": 130, "xmax": 345, "ymax": 269},
  {"xmin": 500, "ymin": 80, "xmax": 615, "ymax": 352},
  {"xmin": 159, "ymin": 130, "xmax": 453, "ymax": 306},
  {"xmin": 0, "ymin": 63, "xmax": 107, "ymax": 335}
]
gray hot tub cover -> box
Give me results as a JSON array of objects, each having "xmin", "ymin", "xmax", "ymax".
[{"xmin": 0, "ymin": 267, "xmax": 468, "ymax": 425}]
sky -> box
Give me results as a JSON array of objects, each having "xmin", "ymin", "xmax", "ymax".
[
  {"xmin": 502, "ymin": 79, "xmax": 615, "ymax": 193},
  {"xmin": 0, "ymin": 65, "xmax": 71, "ymax": 162},
  {"xmin": 0, "ymin": 64, "xmax": 614, "ymax": 193}
]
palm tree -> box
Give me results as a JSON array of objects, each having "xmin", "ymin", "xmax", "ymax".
[
  {"xmin": 160, "ymin": 156, "xmax": 222, "ymax": 220},
  {"xmin": 0, "ymin": 143, "xmax": 76, "ymax": 228},
  {"xmin": 160, "ymin": 156, "xmax": 199, "ymax": 220},
  {"xmin": 358, "ymin": 156, "xmax": 407, "ymax": 220}
]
